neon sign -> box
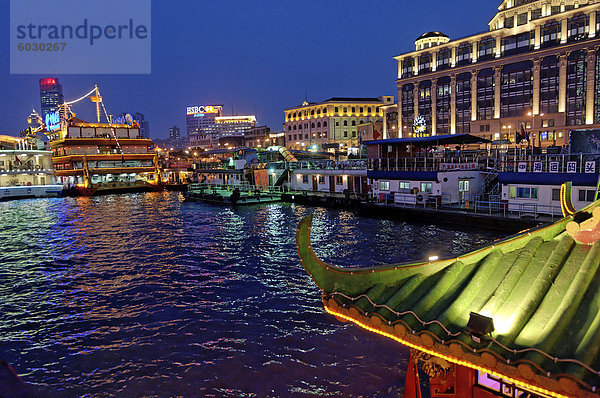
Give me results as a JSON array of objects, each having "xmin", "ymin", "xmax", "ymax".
[
  {"xmin": 412, "ymin": 115, "xmax": 429, "ymax": 137},
  {"xmin": 45, "ymin": 111, "xmax": 60, "ymax": 131},
  {"xmin": 186, "ymin": 105, "xmax": 222, "ymax": 115}
]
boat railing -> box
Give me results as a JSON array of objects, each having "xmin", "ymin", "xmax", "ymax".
[
  {"xmin": 383, "ymin": 192, "xmax": 563, "ymax": 220},
  {"xmin": 188, "ymin": 183, "xmax": 283, "ymax": 194},
  {"xmin": 367, "ymin": 156, "xmax": 496, "ymax": 172},
  {"xmin": 470, "ymin": 200, "xmax": 563, "ymax": 219},
  {"xmin": 286, "ymin": 159, "xmax": 367, "ymax": 171}
]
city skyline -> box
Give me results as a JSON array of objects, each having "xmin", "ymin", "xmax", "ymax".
[{"xmin": 0, "ymin": 0, "xmax": 495, "ymax": 138}]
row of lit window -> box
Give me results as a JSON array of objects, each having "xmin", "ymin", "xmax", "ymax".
[
  {"xmin": 287, "ymin": 118, "xmax": 370, "ymax": 131},
  {"xmin": 401, "ymin": 13, "xmax": 597, "ymax": 78},
  {"xmin": 287, "ymin": 130, "xmax": 357, "ymax": 141},
  {"xmin": 287, "ymin": 106, "xmax": 380, "ymax": 120}
]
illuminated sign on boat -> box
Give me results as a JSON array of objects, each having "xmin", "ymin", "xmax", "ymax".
[
  {"xmin": 186, "ymin": 105, "xmax": 222, "ymax": 115},
  {"xmin": 45, "ymin": 111, "xmax": 60, "ymax": 131}
]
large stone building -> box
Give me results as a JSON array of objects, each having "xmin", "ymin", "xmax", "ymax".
[
  {"xmin": 283, "ymin": 97, "xmax": 394, "ymax": 151},
  {"xmin": 394, "ymin": 0, "xmax": 600, "ymax": 146}
]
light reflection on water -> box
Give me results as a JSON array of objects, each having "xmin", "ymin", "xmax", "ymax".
[{"xmin": 0, "ymin": 192, "xmax": 502, "ymax": 397}]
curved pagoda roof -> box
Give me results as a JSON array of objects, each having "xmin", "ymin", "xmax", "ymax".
[{"xmin": 297, "ymin": 197, "xmax": 600, "ymax": 397}]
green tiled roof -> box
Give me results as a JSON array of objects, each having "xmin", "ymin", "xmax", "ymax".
[{"xmin": 296, "ymin": 200, "xmax": 600, "ymax": 397}]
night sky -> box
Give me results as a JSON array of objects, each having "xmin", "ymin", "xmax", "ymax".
[{"xmin": 0, "ymin": 0, "xmax": 496, "ymax": 138}]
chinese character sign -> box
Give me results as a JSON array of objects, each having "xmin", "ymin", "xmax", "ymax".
[
  {"xmin": 567, "ymin": 161, "xmax": 577, "ymax": 173},
  {"xmin": 533, "ymin": 162, "xmax": 543, "ymax": 173},
  {"xmin": 518, "ymin": 162, "xmax": 527, "ymax": 173},
  {"xmin": 585, "ymin": 161, "xmax": 596, "ymax": 174},
  {"xmin": 549, "ymin": 162, "xmax": 559, "ymax": 173}
]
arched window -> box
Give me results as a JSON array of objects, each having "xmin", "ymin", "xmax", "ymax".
[
  {"xmin": 288, "ymin": 114, "xmax": 291, "ymax": 119},
  {"xmin": 311, "ymin": 123, "xmax": 315, "ymax": 128},
  {"xmin": 317, "ymin": 122, "xmax": 321, "ymax": 127},
  {"xmin": 317, "ymin": 109, "xmax": 320, "ymax": 115},
  {"xmin": 311, "ymin": 110, "xmax": 315, "ymax": 115},
  {"xmin": 288, "ymin": 126, "xmax": 291, "ymax": 131},
  {"xmin": 335, "ymin": 107, "xmax": 339, "ymax": 113},
  {"xmin": 367, "ymin": 107, "xmax": 371, "ymax": 113},
  {"xmin": 323, "ymin": 121, "xmax": 327, "ymax": 127},
  {"xmin": 359, "ymin": 120, "xmax": 363, "ymax": 124},
  {"xmin": 360, "ymin": 107, "xmax": 363, "ymax": 113},
  {"xmin": 293, "ymin": 125, "xmax": 297, "ymax": 130},
  {"xmin": 343, "ymin": 107, "xmax": 347, "ymax": 113},
  {"xmin": 351, "ymin": 121, "xmax": 356, "ymax": 126},
  {"xmin": 323, "ymin": 107, "xmax": 327, "ymax": 114},
  {"xmin": 352, "ymin": 107, "xmax": 356, "ymax": 113},
  {"xmin": 299, "ymin": 124, "xmax": 302, "ymax": 130},
  {"xmin": 293, "ymin": 112, "xmax": 296, "ymax": 118},
  {"xmin": 343, "ymin": 120, "xmax": 348, "ymax": 126}
]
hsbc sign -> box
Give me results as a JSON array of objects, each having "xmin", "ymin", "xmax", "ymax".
[{"xmin": 186, "ymin": 105, "xmax": 222, "ymax": 115}]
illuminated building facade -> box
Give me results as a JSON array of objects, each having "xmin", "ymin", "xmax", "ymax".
[
  {"xmin": 189, "ymin": 114, "xmax": 257, "ymax": 149},
  {"xmin": 395, "ymin": 0, "xmax": 600, "ymax": 146},
  {"xmin": 185, "ymin": 105, "xmax": 223, "ymax": 137},
  {"xmin": 39, "ymin": 78, "xmax": 64, "ymax": 121},
  {"xmin": 215, "ymin": 116, "xmax": 256, "ymax": 137},
  {"xmin": 283, "ymin": 97, "xmax": 394, "ymax": 151}
]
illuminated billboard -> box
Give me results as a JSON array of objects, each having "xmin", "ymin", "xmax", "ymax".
[{"xmin": 186, "ymin": 105, "xmax": 223, "ymax": 115}]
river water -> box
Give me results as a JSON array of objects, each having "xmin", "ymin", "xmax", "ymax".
[{"xmin": 0, "ymin": 192, "xmax": 502, "ymax": 397}]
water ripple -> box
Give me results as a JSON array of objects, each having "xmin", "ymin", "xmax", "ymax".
[{"xmin": 0, "ymin": 192, "xmax": 501, "ymax": 397}]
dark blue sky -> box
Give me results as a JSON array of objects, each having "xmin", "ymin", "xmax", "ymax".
[{"xmin": 0, "ymin": 0, "xmax": 496, "ymax": 138}]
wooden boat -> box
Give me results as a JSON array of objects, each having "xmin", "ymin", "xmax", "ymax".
[{"xmin": 296, "ymin": 181, "xmax": 600, "ymax": 398}]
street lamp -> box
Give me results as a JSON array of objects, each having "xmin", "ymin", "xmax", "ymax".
[{"xmin": 527, "ymin": 111, "xmax": 544, "ymax": 148}]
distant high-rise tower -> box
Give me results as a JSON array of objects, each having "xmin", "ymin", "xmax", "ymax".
[
  {"xmin": 39, "ymin": 78, "xmax": 64, "ymax": 120},
  {"xmin": 169, "ymin": 126, "xmax": 180, "ymax": 142},
  {"xmin": 27, "ymin": 109, "xmax": 43, "ymax": 130},
  {"xmin": 117, "ymin": 111, "xmax": 150, "ymax": 138}
]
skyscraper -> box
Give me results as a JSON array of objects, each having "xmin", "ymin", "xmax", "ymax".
[
  {"xmin": 116, "ymin": 112, "xmax": 150, "ymax": 138},
  {"xmin": 39, "ymin": 78, "xmax": 64, "ymax": 120},
  {"xmin": 169, "ymin": 126, "xmax": 181, "ymax": 146},
  {"xmin": 133, "ymin": 112, "xmax": 150, "ymax": 138}
]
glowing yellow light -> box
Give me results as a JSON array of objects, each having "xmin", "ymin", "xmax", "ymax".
[{"xmin": 323, "ymin": 306, "xmax": 569, "ymax": 398}]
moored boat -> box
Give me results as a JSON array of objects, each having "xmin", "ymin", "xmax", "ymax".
[
  {"xmin": 43, "ymin": 86, "xmax": 164, "ymax": 196},
  {"xmin": 184, "ymin": 183, "xmax": 282, "ymax": 205},
  {"xmin": 0, "ymin": 135, "xmax": 63, "ymax": 200}
]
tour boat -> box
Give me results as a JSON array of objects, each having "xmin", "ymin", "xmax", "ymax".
[
  {"xmin": 0, "ymin": 135, "xmax": 63, "ymax": 200},
  {"xmin": 43, "ymin": 86, "xmax": 164, "ymax": 196},
  {"xmin": 296, "ymin": 180, "xmax": 600, "ymax": 398}
]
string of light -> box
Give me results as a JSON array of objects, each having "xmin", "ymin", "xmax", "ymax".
[
  {"xmin": 325, "ymin": 305, "xmax": 571, "ymax": 398},
  {"xmin": 329, "ymin": 290, "xmax": 600, "ymax": 377},
  {"xmin": 64, "ymin": 87, "xmax": 98, "ymax": 105}
]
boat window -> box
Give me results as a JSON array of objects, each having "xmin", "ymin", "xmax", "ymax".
[
  {"xmin": 420, "ymin": 182, "xmax": 433, "ymax": 193},
  {"xmin": 510, "ymin": 186, "xmax": 538, "ymax": 199},
  {"xmin": 579, "ymin": 189, "xmax": 596, "ymax": 202},
  {"xmin": 551, "ymin": 188, "xmax": 561, "ymax": 201},
  {"xmin": 379, "ymin": 181, "xmax": 390, "ymax": 191}
]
